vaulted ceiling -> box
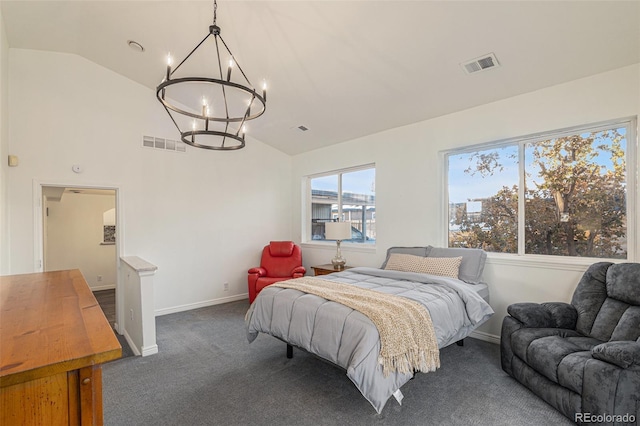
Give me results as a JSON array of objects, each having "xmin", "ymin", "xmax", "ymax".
[{"xmin": 2, "ymin": 1, "xmax": 638, "ymax": 155}]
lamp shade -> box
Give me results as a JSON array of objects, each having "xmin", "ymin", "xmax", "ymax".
[{"xmin": 325, "ymin": 221, "xmax": 352, "ymax": 241}]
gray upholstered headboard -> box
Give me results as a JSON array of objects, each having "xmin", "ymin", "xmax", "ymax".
[{"xmin": 381, "ymin": 245, "xmax": 487, "ymax": 284}]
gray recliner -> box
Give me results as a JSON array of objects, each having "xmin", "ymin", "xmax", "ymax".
[{"xmin": 501, "ymin": 262, "xmax": 640, "ymax": 424}]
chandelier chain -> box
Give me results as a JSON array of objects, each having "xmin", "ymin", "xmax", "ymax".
[{"xmin": 213, "ymin": 0, "xmax": 217, "ymax": 25}]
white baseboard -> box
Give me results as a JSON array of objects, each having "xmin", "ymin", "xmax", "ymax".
[
  {"xmin": 91, "ymin": 284, "xmax": 116, "ymax": 291},
  {"xmin": 141, "ymin": 344, "xmax": 158, "ymax": 357},
  {"xmin": 155, "ymin": 293, "xmax": 249, "ymax": 317},
  {"xmin": 470, "ymin": 330, "xmax": 501, "ymax": 345},
  {"xmin": 120, "ymin": 322, "xmax": 157, "ymax": 357}
]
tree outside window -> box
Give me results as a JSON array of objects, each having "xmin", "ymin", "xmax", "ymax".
[{"xmin": 447, "ymin": 119, "xmax": 632, "ymax": 259}]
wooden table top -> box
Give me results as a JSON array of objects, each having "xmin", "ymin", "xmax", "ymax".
[{"xmin": 0, "ymin": 269, "xmax": 121, "ymax": 387}]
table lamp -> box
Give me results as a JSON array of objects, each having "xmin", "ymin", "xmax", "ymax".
[{"xmin": 325, "ymin": 221, "xmax": 352, "ymax": 269}]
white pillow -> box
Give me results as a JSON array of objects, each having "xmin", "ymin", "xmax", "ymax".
[{"xmin": 384, "ymin": 253, "xmax": 462, "ymax": 279}]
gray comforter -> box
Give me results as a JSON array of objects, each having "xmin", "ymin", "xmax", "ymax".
[{"xmin": 245, "ymin": 267, "xmax": 494, "ymax": 413}]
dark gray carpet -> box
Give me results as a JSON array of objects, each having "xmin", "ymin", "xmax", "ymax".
[{"xmin": 103, "ymin": 301, "xmax": 573, "ymax": 425}]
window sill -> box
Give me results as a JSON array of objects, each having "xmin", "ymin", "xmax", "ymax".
[
  {"xmin": 100, "ymin": 241, "xmax": 115, "ymax": 246},
  {"xmin": 301, "ymin": 241, "xmax": 376, "ymax": 253},
  {"xmin": 485, "ymin": 252, "xmax": 629, "ymax": 271}
]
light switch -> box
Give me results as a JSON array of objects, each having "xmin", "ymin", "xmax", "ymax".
[{"xmin": 8, "ymin": 155, "xmax": 18, "ymax": 167}]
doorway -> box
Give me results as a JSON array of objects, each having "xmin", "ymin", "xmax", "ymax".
[{"xmin": 41, "ymin": 185, "xmax": 119, "ymax": 328}]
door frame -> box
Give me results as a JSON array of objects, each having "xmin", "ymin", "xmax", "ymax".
[{"xmin": 33, "ymin": 179, "xmax": 125, "ymax": 334}]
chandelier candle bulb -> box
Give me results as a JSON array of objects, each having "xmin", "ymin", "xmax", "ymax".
[
  {"xmin": 166, "ymin": 54, "xmax": 172, "ymax": 80},
  {"xmin": 226, "ymin": 59, "xmax": 233, "ymax": 81},
  {"xmin": 262, "ymin": 82, "xmax": 267, "ymax": 102}
]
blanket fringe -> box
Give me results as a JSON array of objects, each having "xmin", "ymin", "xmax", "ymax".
[{"xmin": 378, "ymin": 348, "xmax": 440, "ymax": 376}]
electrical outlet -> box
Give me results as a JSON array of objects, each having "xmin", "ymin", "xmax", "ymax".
[
  {"xmin": 223, "ymin": 282, "xmax": 229, "ymax": 291},
  {"xmin": 130, "ymin": 309, "xmax": 134, "ymax": 321},
  {"xmin": 97, "ymin": 275, "xmax": 103, "ymax": 282}
]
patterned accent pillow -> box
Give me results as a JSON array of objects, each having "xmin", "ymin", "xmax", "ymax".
[{"xmin": 384, "ymin": 253, "xmax": 462, "ymax": 279}]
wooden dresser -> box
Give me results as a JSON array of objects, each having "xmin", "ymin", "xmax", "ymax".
[{"xmin": 0, "ymin": 269, "xmax": 121, "ymax": 425}]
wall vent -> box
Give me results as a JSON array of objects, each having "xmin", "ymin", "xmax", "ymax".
[
  {"xmin": 142, "ymin": 136, "xmax": 186, "ymax": 153},
  {"xmin": 461, "ymin": 53, "xmax": 500, "ymax": 75}
]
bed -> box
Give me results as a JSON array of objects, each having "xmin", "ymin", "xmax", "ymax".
[{"xmin": 245, "ymin": 246, "xmax": 494, "ymax": 413}]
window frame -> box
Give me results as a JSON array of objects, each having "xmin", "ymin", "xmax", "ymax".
[
  {"xmin": 442, "ymin": 117, "xmax": 638, "ymax": 265},
  {"xmin": 303, "ymin": 163, "xmax": 376, "ymax": 249}
]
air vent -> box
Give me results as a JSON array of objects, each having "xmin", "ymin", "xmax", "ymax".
[
  {"xmin": 298, "ymin": 125, "xmax": 309, "ymax": 132},
  {"xmin": 142, "ymin": 136, "xmax": 186, "ymax": 153},
  {"xmin": 461, "ymin": 53, "xmax": 500, "ymax": 75}
]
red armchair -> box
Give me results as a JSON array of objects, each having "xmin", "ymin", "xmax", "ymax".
[{"xmin": 248, "ymin": 241, "xmax": 306, "ymax": 303}]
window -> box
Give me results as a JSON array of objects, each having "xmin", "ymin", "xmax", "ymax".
[
  {"xmin": 307, "ymin": 165, "xmax": 376, "ymax": 245},
  {"xmin": 446, "ymin": 118, "xmax": 636, "ymax": 260},
  {"xmin": 101, "ymin": 208, "xmax": 116, "ymax": 245}
]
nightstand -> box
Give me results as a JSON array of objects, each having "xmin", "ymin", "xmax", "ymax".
[{"xmin": 311, "ymin": 264, "xmax": 353, "ymax": 276}]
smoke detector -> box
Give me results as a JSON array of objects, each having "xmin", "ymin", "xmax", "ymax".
[{"xmin": 461, "ymin": 53, "xmax": 500, "ymax": 75}]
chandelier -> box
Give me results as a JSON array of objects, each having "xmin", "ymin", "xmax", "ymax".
[{"xmin": 156, "ymin": 0, "xmax": 266, "ymax": 150}]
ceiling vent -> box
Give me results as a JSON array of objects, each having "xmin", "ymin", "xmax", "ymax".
[
  {"xmin": 461, "ymin": 53, "xmax": 500, "ymax": 75},
  {"xmin": 142, "ymin": 135, "xmax": 186, "ymax": 153},
  {"xmin": 297, "ymin": 125, "xmax": 309, "ymax": 132}
]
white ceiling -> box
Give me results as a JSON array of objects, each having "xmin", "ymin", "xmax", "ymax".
[{"xmin": 2, "ymin": 1, "xmax": 639, "ymax": 155}]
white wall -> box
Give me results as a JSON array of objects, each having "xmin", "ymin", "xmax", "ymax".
[
  {"xmin": 0, "ymin": 9, "xmax": 9, "ymax": 275},
  {"xmin": 4, "ymin": 48, "xmax": 292, "ymax": 312},
  {"xmin": 292, "ymin": 64, "xmax": 640, "ymax": 340},
  {"xmin": 45, "ymin": 192, "xmax": 116, "ymax": 290}
]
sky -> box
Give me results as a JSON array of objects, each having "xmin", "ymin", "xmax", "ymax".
[
  {"xmin": 311, "ymin": 168, "xmax": 375, "ymax": 196},
  {"xmin": 448, "ymin": 145, "xmax": 518, "ymax": 204}
]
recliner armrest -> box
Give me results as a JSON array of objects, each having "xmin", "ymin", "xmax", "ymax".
[
  {"xmin": 592, "ymin": 341, "xmax": 640, "ymax": 369},
  {"xmin": 507, "ymin": 302, "xmax": 577, "ymax": 329},
  {"xmin": 541, "ymin": 302, "xmax": 578, "ymax": 329},
  {"xmin": 291, "ymin": 266, "xmax": 306, "ymax": 276},
  {"xmin": 248, "ymin": 267, "xmax": 267, "ymax": 276}
]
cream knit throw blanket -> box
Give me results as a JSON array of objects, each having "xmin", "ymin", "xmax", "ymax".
[{"xmin": 271, "ymin": 277, "xmax": 440, "ymax": 376}]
